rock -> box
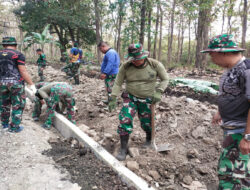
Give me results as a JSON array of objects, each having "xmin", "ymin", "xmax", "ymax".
[
  {"xmin": 191, "ymin": 126, "xmax": 206, "ymax": 139},
  {"xmin": 196, "ymin": 166, "xmax": 209, "ymax": 175},
  {"xmin": 202, "ymin": 137, "xmax": 214, "ymax": 145},
  {"xmin": 128, "ymin": 147, "xmax": 140, "ymax": 158},
  {"xmin": 200, "ymin": 104, "xmax": 207, "ymax": 111},
  {"xmin": 144, "ymin": 175, "xmax": 153, "ymax": 182},
  {"xmin": 104, "ymin": 133, "xmax": 113, "ymax": 138},
  {"xmin": 182, "ymin": 180, "xmax": 206, "ymax": 190},
  {"xmin": 149, "ymin": 170, "xmax": 161, "ymax": 180},
  {"xmin": 71, "ymin": 139, "xmax": 79, "ymax": 148},
  {"xmin": 183, "ymin": 175, "xmax": 193, "ymax": 185},
  {"xmin": 186, "ymin": 98, "xmax": 195, "ymax": 103},
  {"xmin": 187, "ymin": 149, "xmax": 199, "ymax": 159},
  {"xmin": 48, "ymin": 137, "xmax": 59, "ymax": 144},
  {"xmin": 126, "ymin": 161, "xmax": 139, "ymax": 171}
]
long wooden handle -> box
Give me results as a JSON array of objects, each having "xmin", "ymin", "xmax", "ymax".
[{"xmin": 151, "ymin": 104, "xmax": 156, "ymax": 142}]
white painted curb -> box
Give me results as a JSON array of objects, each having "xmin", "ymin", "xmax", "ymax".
[{"xmin": 25, "ymin": 87, "xmax": 156, "ymax": 190}]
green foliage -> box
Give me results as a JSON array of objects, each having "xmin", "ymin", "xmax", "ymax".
[
  {"xmin": 23, "ymin": 24, "xmax": 59, "ymax": 50},
  {"xmin": 14, "ymin": 0, "xmax": 96, "ymax": 53}
]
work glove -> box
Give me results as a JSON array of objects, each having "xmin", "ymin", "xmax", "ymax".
[
  {"xmin": 29, "ymin": 84, "xmax": 37, "ymax": 95},
  {"xmin": 152, "ymin": 91, "xmax": 162, "ymax": 104},
  {"xmin": 108, "ymin": 96, "xmax": 117, "ymax": 112}
]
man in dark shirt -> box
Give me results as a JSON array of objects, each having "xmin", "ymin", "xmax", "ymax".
[
  {"xmin": 0, "ymin": 37, "xmax": 35, "ymax": 132},
  {"xmin": 202, "ymin": 34, "xmax": 250, "ymax": 189}
]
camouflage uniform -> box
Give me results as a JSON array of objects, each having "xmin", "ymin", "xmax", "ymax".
[
  {"xmin": 32, "ymin": 82, "xmax": 49, "ymax": 119},
  {"xmin": 39, "ymin": 83, "xmax": 76, "ymax": 129},
  {"xmin": 202, "ymin": 34, "xmax": 248, "ymax": 189},
  {"xmin": 1, "ymin": 84, "xmax": 26, "ymax": 128},
  {"xmin": 37, "ymin": 53, "xmax": 46, "ymax": 81},
  {"xmin": 0, "ymin": 37, "xmax": 27, "ymax": 132},
  {"xmin": 218, "ymin": 134, "xmax": 250, "ymax": 190},
  {"xmin": 105, "ymin": 74, "xmax": 117, "ymax": 101},
  {"xmin": 61, "ymin": 55, "xmax": 80, "ymax": 85},
  {"xmin": 118, "ymin": 92, "xmax": 152, "ymax": 135}
]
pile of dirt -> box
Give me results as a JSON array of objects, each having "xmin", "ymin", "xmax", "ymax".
[
  {"xmin": 43, "ymin": 138, "xmax": 134, "ymax": 190},
  {"xmin": 27, "ymin": 63, "xmax": 223, "ymax": 190}
]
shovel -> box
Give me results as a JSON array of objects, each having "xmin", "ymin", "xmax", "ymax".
[{"xmin": 151, "ymin": 104, "xmax": 173, "ymax": 152}]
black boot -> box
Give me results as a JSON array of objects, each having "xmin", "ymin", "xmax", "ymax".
[
  {"xmin": 116, "ymin": 134, "xmax": 129, "ymax": 161},
  {"xmin": 142, "ymin": 131, "xmax": 151, "ymax": 148}
]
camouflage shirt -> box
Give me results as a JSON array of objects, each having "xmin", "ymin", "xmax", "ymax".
[{"xmin": 37, "ymin": 53, "xmax": 46, "ymax": 67}]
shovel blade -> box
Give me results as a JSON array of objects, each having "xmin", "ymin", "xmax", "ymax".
[{"xmin": 155, "ymin": 143, "xmax": 174, "ymax": 152}]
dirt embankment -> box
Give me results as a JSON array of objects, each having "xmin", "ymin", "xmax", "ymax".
[{"xmin": 27, "ymin": 62, "xmax": 222, "ymax": 190}]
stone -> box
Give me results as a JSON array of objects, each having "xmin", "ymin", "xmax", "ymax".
[
  {"xmin": 104, "ymin": 133, "xmax": 113, "ymax": 138},
  {"xmin": 202, "ymin": 137, "xmax": 214, "ymax": 145},
  {"xmin": 48, "ymin": 137, "xmax": 59, "ymax": 144},
  {"xmin": 187, "ymin": 149, "xmax": 199, "ymax": 159},
  {"xmin": 128, "ymin": 147, "xmax": 140, "ymax": 158},
  {"xmin": 183, "ymin": 175, "xmax": 193, "ymax": 185},
  {"xmin": 182, "ymin": 180, "xmax": 206, "ymax": 190},
  {"xmin": 191, "ymin": 126, "xmax": 206, "ymax": 139},
  {"xmin": 149, "ymin": 170, "xmax": 161, "ymax": 181},
  {"xmin": 196, "ymin": 166, "xmax": 209, "ymax": 175},
  {"xmin": 126, "ymin": 161, "xmax": 139, "ymax": 171}
]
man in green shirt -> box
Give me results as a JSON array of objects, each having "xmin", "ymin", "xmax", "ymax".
[
  {"xmin": 109, "ymin": 43, "xmax": 169, "ymax": 161},
  {"xmin": 36, "ymin": 49, "xmax": 46, "ymax": 81}
]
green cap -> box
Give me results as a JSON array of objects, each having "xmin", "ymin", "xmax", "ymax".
[
  {"xmin": 201, "ymin": 34, "xmax": 245, "ymax": 53},
  {"xmin": 1, "ymin": 37, "xmax": 18, "ymax": 45},
  {"xmin": 125, "ymin": 43, "xmax": 149, "ymax": 60}
]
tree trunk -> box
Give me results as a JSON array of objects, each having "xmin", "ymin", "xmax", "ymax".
[
  {"xmin": 167, "ymin": 0, "xmax": 176, "ymax": 65},
  {"xmin": 195, "ymin": 0, "xmax": 213, "ymax": 70},
  {"xmin": 221, "ymin": 4, "xmax": 226, "ymax": 34},
  {"xmin": 227, "ymin": 0, "xmax": 235, "ymax": 34},
  {"xmin": 130, "ymin": 0, "xmax": 135, "ymax": 43},
  {"xmin": 176, "ymin": 16, "xmax": 181, "ymax": 63},
  {"xmin": 153, "ymin": 2, "xmax": 160, "ymax": 59},
  {"xmin": 139, "ymin": 0, "xmax": 146, "ymax": 45},
  {"xmin": 180, "ymin": 15, "xmax": 185, "ymax": 63},
  {"xmin": 94, "ymin": 0, "xmax": 101, "ymax": 64},
  {"xmin": 117, "ymin": 14, "xmax": 122, "ymax": 55},
  {"xmin": 157, "ymin": 5, "xmax": 163, "ymax": 61},
  {"xmin": 241, "ymin": 0, "xmax": 247, "ymax": 50},
  {"xmin": 147, "ymin": 1, "xmax": 152, "ymax": 53},
  {"xmin": 188, "ymin": 17, "xmax": 191, "ymax": 64}
]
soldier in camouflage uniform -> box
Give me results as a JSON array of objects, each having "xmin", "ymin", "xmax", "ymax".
[
  {"xmin": 98, "ymin": 41, "xmax": 120, "ymax": 103},
  {"xmin": 202, "ymin": 34, "xmax": 250, "ymax": 189},
  {"xmin": 37, "ymin": 82, "xmax": 76, "ymax": 129},
  {"xmin": 109, "ymin": 44, "xmax": 169, "ymax": 161},
  {"xmin": 32, "ymin": 82, "xmax": 49, "ymax": 121},
  {"xmin": 0, "ymin": 37, "xmax": 36, "ymax": 132},
  {"xmin": 36, "ymin": 49, "xmax": 46, "ymax": 82}
]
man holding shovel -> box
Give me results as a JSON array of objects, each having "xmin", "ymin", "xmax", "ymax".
[
  {"xmin": 109, "ymin": 43, "xmax": 169, "ymax": 161},
  {"xmin": 202, "ymin": 34, "xmax": 250, "ymax": 189}
]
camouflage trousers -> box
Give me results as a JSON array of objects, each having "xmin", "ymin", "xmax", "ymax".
[
  {"xmin": 218, "ymin": 133, "xmax": 250, "ymax": 190},
  {"xmin": 62, "ymin": 62, "xmax": 80, "ymax": 85},
  {"xmin": 38, "ymin": 66, "xmax": 45, "ymax": 81},
  {"xmin": 32, "ymin": 97, "xmax": 42, "ymax": 118},
  {"xmin": 104, "ymin": 74, "xmax": 116, "ymax": 101},
  {"xmin": 118, "ymin": 92, "xmax": 152, "ymax": 135},
  {"xmin": 44, "ymin": 83, "xmax": 76, "ymax": 127},
  {"xmin": 0, "ymin": 84, "xmax": 26, "ymax": 128}
]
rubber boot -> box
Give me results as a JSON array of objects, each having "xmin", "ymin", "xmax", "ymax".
[
  {"xmin": 116, "ymin": 134, "xmax": 129, "ymax": 161},
  {"xmin": 142, "ymin": 131, "xmax": 151, "ymax": 148}
]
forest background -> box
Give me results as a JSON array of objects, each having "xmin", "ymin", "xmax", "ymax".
[{"xmin": 0, "ymin": 0, "xmax": 249, "ymax": 71}]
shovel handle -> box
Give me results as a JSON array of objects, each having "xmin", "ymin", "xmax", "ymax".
[{"xmin": 151, "ymin": 104, "xmax": 156, "ymax": 142}]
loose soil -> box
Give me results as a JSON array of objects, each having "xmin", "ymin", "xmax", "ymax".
[
  {"xmin": 27, "ymin": 62, "xmax": 224, "ymax": 190},
  {"xmin": 43, "ymin": 138, "xmax": 133, "ymax": 190}
]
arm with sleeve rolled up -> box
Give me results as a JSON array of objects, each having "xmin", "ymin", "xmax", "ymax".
[{"xmin": 18, "ymin": 65, "xmax": 34, "ymax": 86}]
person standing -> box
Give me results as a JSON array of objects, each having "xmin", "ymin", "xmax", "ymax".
[
  {"xmin": 98, "ymin": 41, "xmax": 120, "ymax": 104},
  {"xmin": 69, "ymin": 42, "xmax": 82, "ymax": 85},
  {"xmin": 202, "ymin": 34, "xmax": 250, "ymax": 189},
  {"xmin": 108, "ymin": 43, "xmax": 169, "ymax": 161},
  {"xmin": 0, "ymin": 37, "xmax": 36, "ymax": 132},
  {"xmin": 36, "ymin": 49, "xmax": 46, "ymax": 82}
]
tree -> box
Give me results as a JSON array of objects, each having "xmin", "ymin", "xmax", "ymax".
[
  {"xmin": 14, "ymin": 0, "xmax": 96, "ymax": 56},
  {"xmin": 23, "ymin": 24, "xmax": 59, "ymax": 51},
  {"xmin": 139, "ymin": 0, "xmax": 146, "ymax": 44},
  {"xmin": 195, "ymin": 0, "xmax": 214, "ymax": 70},
  {"xmin": 241, "ymin": 0, "xmax": 248, "ymax": 50},
  {"xmin": 94, "ymin": 0, "xmax": 101, "ymax": 64}
]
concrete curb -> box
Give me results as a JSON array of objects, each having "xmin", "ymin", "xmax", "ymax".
[{"xmin": 25, "ymin": 87, "xmax": 156, "ymax": 190}]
